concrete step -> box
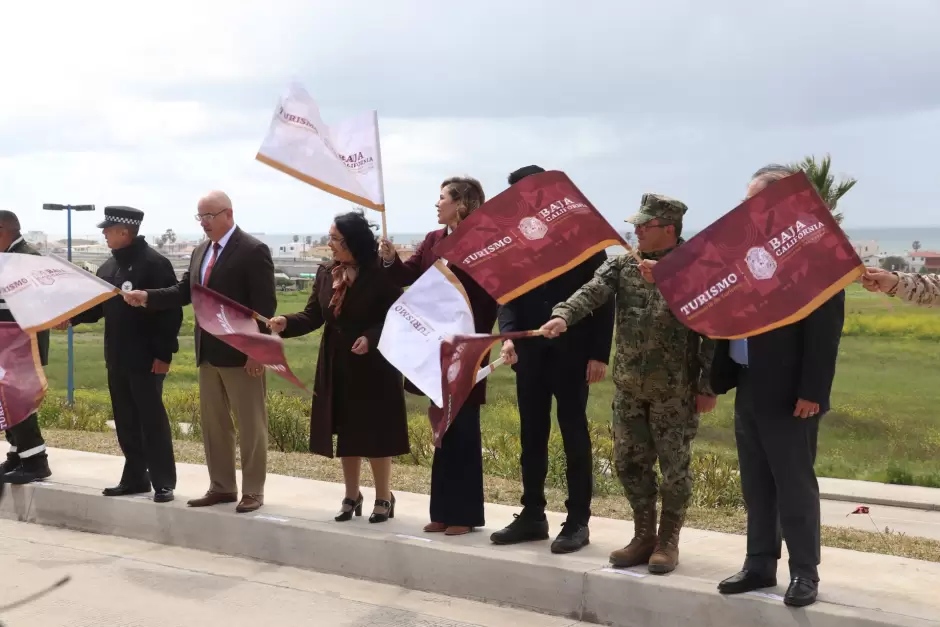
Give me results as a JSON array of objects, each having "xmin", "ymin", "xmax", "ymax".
[{"xmin": 1, "ymin": 446, "xmax": 938, "ymax": 627}]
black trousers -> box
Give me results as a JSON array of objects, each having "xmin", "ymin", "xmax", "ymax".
[
  {"xmin": 516, "ymin": 349, "xmax": 593, "ymax": 524},
  {"xmin": 429, "ymin": 403, "xmax": 484, "ymax": 527},
  {"xmin": 107, "ymin": 369, "xmax": 176, "ymax": 490},
  {"xmin": 735, "ymin": 369, "xmax": 821, "ymax": 581},
  {"xmin": 4, "ymin": 413, "xmax": 46, "ymax": 458}
]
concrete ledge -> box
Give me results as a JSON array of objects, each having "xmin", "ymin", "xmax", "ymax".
[
  {"xmin": 2, "ymin": 447, "xmax": 939, "ymax": 627},
  {"xmin": 819, "ymin": 477, "xmax": 940, "ymax": 512}
]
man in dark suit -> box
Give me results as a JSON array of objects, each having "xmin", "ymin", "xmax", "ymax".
[
  {"xmin": 490, "ymin": 165, "xmax": 615, "ymax": 554},
  {"xmin": 0, "ymin": 210, "xmax": 51, "ymax": 484},
  {"xmin": 711, "ymin": 165, "xmax": 846, "ymax": 608},
  {"xmin": 68, "ymin": 207, "xmax": 183, "ymax": 503},
  {"xmin": 124, "ymin": 191, "xmax": 276, "ymax": 513}
]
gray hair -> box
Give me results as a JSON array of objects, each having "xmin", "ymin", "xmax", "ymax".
[{"xmin": 751, "ymin": 164, "xmax": 796, "ymax": 186}]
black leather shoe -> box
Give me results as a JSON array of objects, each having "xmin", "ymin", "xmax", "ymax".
[
  {"xmin": 551, "ymin": 521, "xmax": 590, "ymax": 554},
  {"xmin": 153, "ymin": 488, "xmax": 174, "ymax": 503},
  {"xmin": 490, "ymin": 512, "xmax": 550, "ymax": 545},
  {"xmin": 784, "ymin": 577, "xmax": 818, "ymax": 607},
  {"xmin": 718, "ymin": 570, "xmax": 777, "ymax": 595},
  {"xmin": 102, "ymin": 483, "xmax": 151, "ymax": 497}
]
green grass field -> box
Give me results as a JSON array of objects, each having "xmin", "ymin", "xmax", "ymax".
[{"xmin": 45, "ymin": 284, "xmax": 940, "ymax": 488}]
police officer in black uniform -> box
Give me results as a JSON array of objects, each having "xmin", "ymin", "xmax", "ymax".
[
  {"xmin": 0, "ymin": 210, "xmax": 52, "ymax": 484},
  {"xmin": 68, "ymin": 207, "xmax": 183, "ymax": 502}
]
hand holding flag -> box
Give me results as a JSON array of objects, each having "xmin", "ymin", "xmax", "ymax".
[{"xmin": 0, "ymin": 252, "xmax": 119, "ymax": 332}]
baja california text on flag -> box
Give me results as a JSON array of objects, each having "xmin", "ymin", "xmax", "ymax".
[
  {"xmin": 191, "ymin": 284, "xmax": 310, "ymax": 393},
  {"xmin": 255, "ymin": 82, "xmax": 385, "ymax": 211},
  {"xmin": 429, "ymin": 331, "xmax": 540, "ymax": 447},
  {"xmin": 377, "ymin": 261, "xmax": 475, "ymax": 408},
  {"xmin": 0, "ymin": 252, "xmax": 118, "ymax": 333},
  {"xmin": 430, "ymin": 170, "xmax": 625, "ymax": 304},
  {"xmin": 651, "ymin": 171, "xmax": 864, "ymax": 339},
  {"xmin": 0, "ymin": 323, "xmax": 47, "ymax": 431}
]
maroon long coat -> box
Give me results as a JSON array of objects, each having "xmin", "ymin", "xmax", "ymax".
[
  {"xmin": 281, "ymin": 260, "xmax": 409, "ymax": 459},
  {"xmin": 384, "ymin": 228, "xmax": 499, "ymax": 407}
]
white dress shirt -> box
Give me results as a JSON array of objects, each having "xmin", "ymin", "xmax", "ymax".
[{"xmin": 199, "ymin": 224, "xmax": 236, "ymax": 284}]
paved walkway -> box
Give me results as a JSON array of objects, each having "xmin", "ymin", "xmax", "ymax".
[
  {"xmin": 0, "ymin": 518, "xmax": 582, "ymax": 627},
  {"xmin": 2, "ymin": 445, "xmax": 939, "ymax": 626}
]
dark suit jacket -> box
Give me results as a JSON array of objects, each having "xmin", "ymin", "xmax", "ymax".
[
  {"xmin": 710, "ymin": 291, "xmax": 846, "ymax": 414},
  {"xmin": 497, "ymin": 251, "xmax": 614, "ymax": 368},
  {"xmin": 384, "ymin": 228, "xmax": 499, "ymax": 406},
  {"xmin": 147, "ymin": 227, "xmax": 277, "ymax": 368}
]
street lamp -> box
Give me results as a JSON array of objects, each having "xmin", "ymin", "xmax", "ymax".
[{"xmin": 42, "ymin": 203, "xmax": 95, "ymax": 406}]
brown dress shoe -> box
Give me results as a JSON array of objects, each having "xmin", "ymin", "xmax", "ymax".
[
  {"xmin": 187, "ymin": 491, "xmax": 238, "ymax": 507},
  {"xmin": 424, "ymin": 522, "xmax": 447, "ymax": 533},
  {"xmin": 236, "ymin": 494, "xmax": 263, "ymax": 513},
  {"xmin": 445, "ymin": 526, "xmax": 473, "ymax": 536}
]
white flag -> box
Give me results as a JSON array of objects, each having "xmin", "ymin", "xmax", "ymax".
[
  {"xmin": 0, "ymin": 252, "xmax": 118, "ymax": 333},
  {"xmin": 256, "ymin": 82, "xmax": 385, "ymax": 211},
  {"xmin": 378, "ymin": 261, "xmax": 475, "ymax": 408}
]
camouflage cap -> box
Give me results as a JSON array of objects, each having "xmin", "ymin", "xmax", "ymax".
[{"xmin": 625, "ymin": 193, "xmax": 688, "ymax": 225}]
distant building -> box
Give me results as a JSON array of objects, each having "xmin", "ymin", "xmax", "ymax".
[
  {"xmin": 908, "ymin": 251, "xmax": 940, "ymax": 272},
  {"xmin": 850, "ymin": 240, "xmax": 881, "ymax": 266},
  {"xmin": 24, "ymin": 231, "xmax": 48, "ymax": 249}
]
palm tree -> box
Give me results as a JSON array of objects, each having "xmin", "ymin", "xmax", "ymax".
[
  {"xmin": 912, "ymin": 240, "xmax": 922, "ymax": 252},
  {"xmin": 788, "ymin": 154, "xmax": 857, "ymax": 224}
]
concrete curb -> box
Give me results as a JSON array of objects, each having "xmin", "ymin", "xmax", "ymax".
[
  {"xmin": 1, "ymin": 480, "xmax": 935, "ymax": 627},
  {"xmin": 819, "ymin": 477, "xmax": 940, "ymax": 513}
]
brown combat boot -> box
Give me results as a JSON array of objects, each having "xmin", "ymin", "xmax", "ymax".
[
  {"xmin": 609, "ymin": 507, "xmax": 657, "ymax": 568},
  {"xmin": 648, "ymin": 511, "xmax": 683, "ymax": 574}
]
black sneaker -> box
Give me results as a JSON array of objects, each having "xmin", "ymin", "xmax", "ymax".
[
  {"xmin": 490, "ymin": 512, "xmax": 550, "ymax": 545},
  {"xmin": 551, "ymin": 521, "xmax": 590, "ymax": 554},
  {"xmin": 0, "ymin": 452, "xmax": 21, "ymax": 475},
  {"xmin": 4, "ymin": 455, "xmax": 51, "ymax": 485}
]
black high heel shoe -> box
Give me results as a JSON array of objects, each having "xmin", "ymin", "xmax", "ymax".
[
  {"xmin": 335, "ymin": 492, "xmax": 364, "ymax": 522},
  {"xmin": 369, "ymin": 492, "xmax": 395, "ymax": 523}
]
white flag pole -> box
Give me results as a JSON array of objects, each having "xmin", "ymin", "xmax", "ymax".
[
  {"xmin": 372, "ymin": 110, "xmax": 388, "ymax": 239},
  {"xmin": 475, "ymin": 356, "xmax": 506, "ymax": 384}
]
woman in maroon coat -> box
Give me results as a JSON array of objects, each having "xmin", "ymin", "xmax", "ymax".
[
  {"xmin": 379, "ymin": 176, "xmax": 498, "ymax": 535},
  {"xmin": 269, "ymin": 210, "xmax": 408, "ymax": 524}
]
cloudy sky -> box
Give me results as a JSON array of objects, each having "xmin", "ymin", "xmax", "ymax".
[{"xmin": 2, "ymin": 0, "xmax": 939, "ymax": 240}]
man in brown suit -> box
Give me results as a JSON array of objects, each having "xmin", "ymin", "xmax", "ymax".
[{"xmin": 124, "ymin": 191, "xmax": 276, "ymax": 513}]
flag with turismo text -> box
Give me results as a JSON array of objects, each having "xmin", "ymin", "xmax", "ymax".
[
  {"xmin": 651, "ymin": 171, "xmax": 864, "ymax": 339},
  {"xmin": 191, "ymin": 284, "xmax": 309, "ymax": 393},
  {"xmin": 0, "ymin": 252, "xmax": 118, "ymax": 333},
  {"xmin": 377, "ymin": 261, "xmax": 476, "ymax": 408},
  {"xmin": 429, "ymin": 331, "xmax": 541, "ymax": 447},
  {"xmin": 0, "ymin": 323, "xmax": 47, "ymax": 431},
  {"xmin": 431, "ymin": 170, "xmax": 625, "ymax": 304},
  {"xmin": 256, "ymin": 82, "xmax": 385, "ymax": 212}
]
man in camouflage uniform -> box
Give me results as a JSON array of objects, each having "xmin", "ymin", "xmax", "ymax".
[
  {"xmin": 540, "ymin": 194, "xmax": 716, "ymax": 574},
  {"xmin": 862, "ymin": 268, "xmax": 940, "ymax": 307}
]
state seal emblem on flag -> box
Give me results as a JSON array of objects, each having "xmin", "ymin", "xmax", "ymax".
[
  {"xmin": 518, "ymin": 216, "xmax": 548, "ymax": 241},
  {"xmin": 745, "ymin": 246, "xmax": 777, "ymax": 280}
]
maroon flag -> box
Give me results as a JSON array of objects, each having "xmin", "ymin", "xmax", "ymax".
[
  {"xmin": 429, "ymin": 331, "xmax": 539, "ymax": 446},
  {"xmin": 431, "ymin": 170, "xmax": 625, "ymax": 304},
  {"xmin": 0, "ymin": 323, "xmax": 47, "ymax": 431},
  {"xmin": 652, "ymin": 171, "xmax": 864, "ymax": 339},
  {"xmin": 191, "ymin": 284, "xmax": 309, "ymax": 393}
]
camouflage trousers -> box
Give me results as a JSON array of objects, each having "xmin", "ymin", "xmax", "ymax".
[{"xmin": 612, "ymin": 389, "xmax": 700, "ymax": 518}]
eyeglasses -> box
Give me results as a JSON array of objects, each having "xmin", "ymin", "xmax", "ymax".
[
  {"xmin": 194, "ymin": 209, "xmax": 228, "ymax": 222},
  {"xmin": 328, "ymin": 234, "xmax": 345, "ymax": 245}
]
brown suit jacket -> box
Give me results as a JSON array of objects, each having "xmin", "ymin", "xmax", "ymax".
[{"xmin": 147, "ymin": 226, "xmax": 277, "ymax": 367}]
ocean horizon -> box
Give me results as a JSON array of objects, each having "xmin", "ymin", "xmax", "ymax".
[{"xmin": 48, "ymin": 226, "xmax": 940, "ymax": 258}]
